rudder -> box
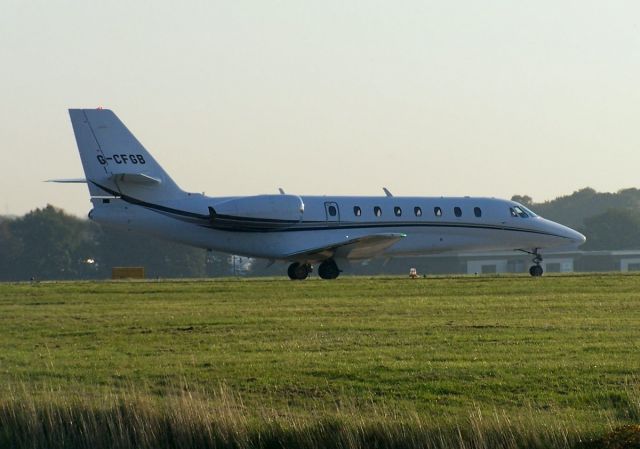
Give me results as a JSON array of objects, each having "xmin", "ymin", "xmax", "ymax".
[{"xmin": 69, "ymin": 109, "xmax": 184, "ymax": 201}]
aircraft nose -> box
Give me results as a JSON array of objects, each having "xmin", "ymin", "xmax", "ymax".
[
  {"xmin": 565, "ymin": 227, "xmax": 586, "ymax": 246},
  {"xmin": 541, "ymin": 219, "xmax": 587, "ymax": 249}
]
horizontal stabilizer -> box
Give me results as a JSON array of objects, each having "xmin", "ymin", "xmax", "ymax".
[
  {"xmin": 45, "ymin": 178, "xmax": 87, "ymax": 183},
  {"xmin": 286, "ymin": 233, "xmax": 406, "ymax": 263},
  {"xmin": 110, "ymin": 173, "xmax": 162, "ymax": 185}
]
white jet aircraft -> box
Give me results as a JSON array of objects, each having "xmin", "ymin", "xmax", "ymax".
[{"xmin": 62, "ymin": 108, "xmax": 585, "ymax": 279}]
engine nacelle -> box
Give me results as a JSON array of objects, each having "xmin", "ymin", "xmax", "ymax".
[{"xmin": 210, "ymin": 194, "xmax": 304, "ymax": 230}]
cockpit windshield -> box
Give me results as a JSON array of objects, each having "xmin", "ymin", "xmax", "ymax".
[
  {"xmin": 510, "ymin": 204, "xmax": 539, "ymax": 218},
  {"xmin": 519, "ymin": 205, "xmax": 538, "ymax": 217}
]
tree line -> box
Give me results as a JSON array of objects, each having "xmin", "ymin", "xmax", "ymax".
[
  {"xmin": 512, "ymin": 187, "xmax": 640, "ymax": 250},
  {"xmin": 1, "ymin": 187, "xmax": 640, "ymax": 280},
  {"xmin": 0, "ymin": 205, "xmax": 226, "ymax": 281}
]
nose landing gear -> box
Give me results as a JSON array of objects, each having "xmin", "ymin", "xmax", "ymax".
[
  {"xmin": 524, "ymin": 249, "xmax": 544, "ymax": 277},
  {"xmin": 518, "ymin": 249, "xmax": 544, "ymax": 276}
]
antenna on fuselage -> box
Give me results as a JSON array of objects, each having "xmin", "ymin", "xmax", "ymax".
[
  {"xmin": 278, "ymin": 187, "xmax": 285, "ymax": 195},
  {"xmin": 383, "ymin": 187, "xmax": 393, "ymax": 197}
]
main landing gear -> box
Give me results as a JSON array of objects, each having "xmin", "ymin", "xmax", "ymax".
[
  {"xmin": 318, "ymin": 259, "xmax": 341, "ymax": 280},
  {"xmin": 287, "ymin": 259, "xmax": 342, "ymax": 280},
  {"xmin": 288, "ymin": 262, "xmax": 312, "ymax": 280}
]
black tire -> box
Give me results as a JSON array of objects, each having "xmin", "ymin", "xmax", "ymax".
[
  {"xmin": 529, "ymin": 265, "xmax": 543, "ymax": 277},
  {"xmin": 288, "ymin": 263, "xmax": 299, "ymax": 280},
  {"xmin": 288, "ymin": 262, "xmax": 309, "ymax": 280},
  {"xmin": 318, "ymin": 259, "xmax": 340, "ymax": 280}
]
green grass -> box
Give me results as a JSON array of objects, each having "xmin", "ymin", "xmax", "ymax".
[{"xmin": 1, "ymin": 274, "xmax": 639, "ymax": 448}]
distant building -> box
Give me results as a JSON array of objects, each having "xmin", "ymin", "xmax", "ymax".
[
  {"xmin": 460, "ymin": 251, "xmax": 575, "ymax": 274},
  {"xmin": 347, "ymin": 250, "xmax": 640, "ymax": 275}
]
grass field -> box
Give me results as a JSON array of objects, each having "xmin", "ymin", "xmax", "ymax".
[{"xmin": 1, "ymin": 274, "xmax": 639, "ymax": 448}]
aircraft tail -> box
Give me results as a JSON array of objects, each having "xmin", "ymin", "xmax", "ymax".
[{"xmin": 68, "ymin": 109, "xmax": 185, "ymax": 202}]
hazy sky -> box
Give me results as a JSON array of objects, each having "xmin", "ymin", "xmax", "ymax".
[{"xmin": 1, "ymin": 1, "xmax": 639, "ymax": 217}]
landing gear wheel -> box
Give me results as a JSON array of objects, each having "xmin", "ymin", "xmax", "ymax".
[
  {"xmin": 519, "ymin": 248, "xmax": 544, "ymax": 277},
  {"xmin": 318, "ymin": 259, "xmax": 341, "ymax": 280},
  {"xmin": 529, "ymin": 265, "xmax": 543, "ymax": 277},
  {"xmin": 288, "ymin": 262, "xmax": 311, "ymax": 280}
]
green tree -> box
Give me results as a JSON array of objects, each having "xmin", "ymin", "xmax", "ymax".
[
  {"xmin": 8, "ymin": 205, "xmax": 92, "ymax": 280},
  {"xmin": 511, "ymin": 195, "xmax": 533, "ymax": 206},
  {"xmin": 581, "ymin": 208, "xmax": 640, "ymax": 250},
  {"xmin": 0, "ymin": 205, "xmax": 211, "ymax": 280},
  {"xmin": 91, "ymin": 224, "xmax": 208, "ymax": 278},
  {"xmin": 0, "ymin": 217, "xmax": 22, "ymax": 280},
  {"xmin": 531, "ymin": 187, "xmax": 640, "ymax": 229}
]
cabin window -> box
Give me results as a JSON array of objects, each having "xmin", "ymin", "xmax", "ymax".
[
  {"xmin": 454, "ymin": 207, "xmax": 462, "ymax": 217},
  {"xmin": 394, "ymin": 206, "xmax": 402, "ymax": 217},
  {"xmin": 354, "ymin": 206, "xmax": 361, "ymax": 216},
  {"xmin": 474, "ymin": 207, "xmax": 482, "ymax": 218},
  {"xmin": 374, "ymin": 206, "xmax": 382, "ymax": 217},
  {"xmin": 328, "ymin": 205, "xmax": 337, "ymax": 217},
  {"xmin": 414, "ymin": 206, "xmax": 422, "ymax": 217},
  {"xmin": 434, "ymin": 207, "xmax": 442, "ymax": 217}
]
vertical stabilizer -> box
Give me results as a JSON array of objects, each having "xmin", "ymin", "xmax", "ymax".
[{"xmin": 69, "ymin": 109, "xmax": 184, "ymax": 201}]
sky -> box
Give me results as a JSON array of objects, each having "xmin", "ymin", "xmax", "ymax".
[{"xmin": 1, "ymin": 0, "xmax": 639, "ymax": 217}]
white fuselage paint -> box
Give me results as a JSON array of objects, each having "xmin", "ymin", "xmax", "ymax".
[{"xmin": 89, "ymin": 194, "xmax": 586, "ymax": 262}]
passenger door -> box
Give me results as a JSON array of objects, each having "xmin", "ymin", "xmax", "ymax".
[{"xmin": 324, "ymin": 202, "xmax": 340, "ymax": 223}]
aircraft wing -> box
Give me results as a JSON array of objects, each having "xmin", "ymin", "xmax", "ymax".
[{"xmin": 286, "ymin": 233, "xmax": 406, "ymax": 263}]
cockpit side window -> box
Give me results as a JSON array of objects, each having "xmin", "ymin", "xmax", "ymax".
[
  {"xmin": 514, "ymin": 206, "xmax": 528, "ymax": 218},
  {"xmin": 510, "ymin": 206, "xmax": 529, "ymax": 218}
]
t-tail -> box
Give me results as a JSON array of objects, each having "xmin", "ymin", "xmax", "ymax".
[{"xmin": 68, "ymin": 109, "xmax": 185, "ymax": 204}]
